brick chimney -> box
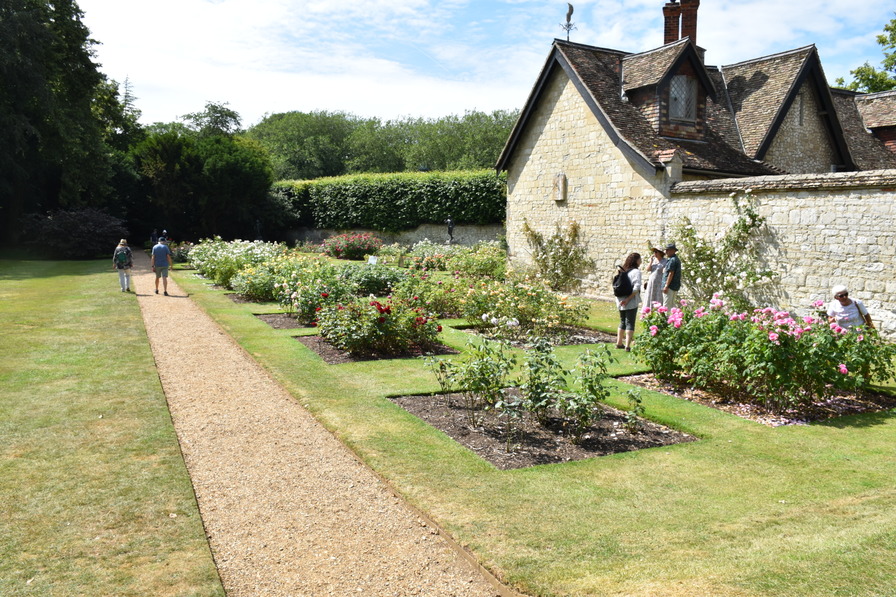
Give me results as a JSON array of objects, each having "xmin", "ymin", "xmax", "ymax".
[
  {"xmin": 663, "ymin": 1, "xmax": 681, "ymax": 45},
  {"xmin": 680, "ymin": 0, "xmax": 700, "ymax": 45}
]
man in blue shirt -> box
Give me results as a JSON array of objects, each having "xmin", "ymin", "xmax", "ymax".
[
  {"xmin": 662, "ymin": 243, "xmax": 682, "ymax": 308},
  {"xmin": 151, "ymin": 237, "xmax": 174, "ymax": 296}
]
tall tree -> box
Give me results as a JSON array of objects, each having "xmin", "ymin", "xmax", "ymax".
[
  {"xmin": 837, "ymin": 14, "xmax": 896, "ymax": 92},
  {"xmin": 0, "ymin": 0, "xmax": 114, "ymax": 243}
]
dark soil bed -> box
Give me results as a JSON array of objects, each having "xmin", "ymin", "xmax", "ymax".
[
  {"xmin": 464, "ymin": 325, "xmax": 618, "ymax": 347},
  {"xmin": 295, "ymin": 335, "xmax": 459, "ymax": 365},
  {"xmin": 256, "ymin": 313, "xmax": 308, "ymax": 329},
  {"xmin": 391, "ymin": 391, "xmax": 696, "ymax": 469},
  {"xmin": 620, "ymin": 373, "xmax": 896, "ymax": 426}
]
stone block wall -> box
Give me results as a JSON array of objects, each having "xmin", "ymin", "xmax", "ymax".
[
  {"xmin": 764, "ymin": 80, "xmax": 840, "ymax": 174},
  {"xmin": 667, "ymin": 170, "xmax": 896, "ymax": 334},
  {"xmin": 504, "ymin": 67, "xmax": 668, "ymax": 291}
]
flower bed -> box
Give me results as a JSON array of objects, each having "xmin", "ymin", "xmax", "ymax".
[{"xmin": 634, "ymin": 295, "xmax": 896, "ymax": 413}]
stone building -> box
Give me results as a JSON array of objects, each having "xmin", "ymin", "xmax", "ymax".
[{"xmin": 497, "ymin": 0, "xmax": 896, "ymax": 333}]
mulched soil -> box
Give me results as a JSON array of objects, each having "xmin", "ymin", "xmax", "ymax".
[
  {"xmin": 295, "ymin": 335, "xmax": 459, "ymax": 365},
  {"xmin": 620, "ymin": 373, "xmax": 896, "ymax": 427},
  {"xmin": 391, "ymin": 391, "xmax": 696, "ymax": 470},
  {"xmin": 465, "ymin": 325, "xmax": 619, "ymax": 347},
  {"xmin": 256, "ymin": 313, "xmax": 307, "ymax": 329}
]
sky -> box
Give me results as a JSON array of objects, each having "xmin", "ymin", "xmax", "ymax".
[{"xmin": 76, "ymin": 0, "xmax": 894, "ymax": 128}]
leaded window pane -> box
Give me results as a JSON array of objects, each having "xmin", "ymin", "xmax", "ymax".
[{"xmin": 670, "ymin": 75, "xmax": 696, "ymax": 121}]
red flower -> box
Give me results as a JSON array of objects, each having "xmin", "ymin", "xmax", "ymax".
[
  {"xmin": 310, "ymin": 321, "xmax": 317, "ymax": 327},
  {"xmin": 378, "ymin": 317, "xmax": 386, "ymax": 324},
  {"xmin": 315, "ymin": 307, "xmax": 321, "ymax": 311},
  {"xmin": 321, "ymin": 292, "xmax": 329, "ymax": 298},
  {"xmin": 437, "ymin": 325, "xmax": 443, "ymax": 332}
]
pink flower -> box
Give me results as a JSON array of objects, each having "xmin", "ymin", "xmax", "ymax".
[
  {"xmin": 650, "ymin": 325, "xmax": 659, "ymax": 336},
  {"xmin": 803, "ymin": 316, "xmax": 815, "ymax": 325},
  {"xmin": 813, "ymin": 300, "xmax": 825, "ymax": 308},
  {"xmin": 768, "ymin": 332, "xmax": 779, "ymax": 342},
  {"xmin": 838, "ymin": 364, "xmax": 849, "ymax": 375},
  {"xmin": 857, "ymin": 334, "xmax": 864, "ymax": 342}
]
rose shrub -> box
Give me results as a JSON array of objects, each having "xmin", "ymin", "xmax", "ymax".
[
  {"xmin": 461, "ymin": 278, "xmax": 588, "ymax": 341},
  {"xmin": 321, "ymin": 232, "xmax": 383, "ymax": 260},
  {"xmin": 634, "ymin": 295, "xmax": 896, "ymax": 411},
  {"xmin": 317, "ymin": 297, "xmax": 441, "ymax": 355}
]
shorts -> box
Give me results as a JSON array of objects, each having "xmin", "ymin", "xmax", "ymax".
[
  {"xmin": 618, "ymin": 308, "xmax": 637, "ymax": 331},
  {"xmin": 154, "ymin": 266, "xmax": 169, "ymax": 278}
]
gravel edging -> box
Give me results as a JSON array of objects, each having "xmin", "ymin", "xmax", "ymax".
[{"xmin": 131, "ymin": 254, "xmax": 510, "ymax": 596}]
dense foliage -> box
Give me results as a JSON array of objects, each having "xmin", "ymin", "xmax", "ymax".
[
  {"xmin": 634, "ymin": 295, "xmax": 896, "ymax": 412},
  {"xmin": 0, "ymin": 0, "xmax": 143, "ymax": 246},
  {"xmin": 19, "ymin": 207, "xmax": 128, "ymax": 259},
  {"xmin": 273, "ymin": 171, "xmax": 506, "ymax": 232},
  {"xmin": 245, "ymin": 109, "xmax": 519, "ymax": 180}
]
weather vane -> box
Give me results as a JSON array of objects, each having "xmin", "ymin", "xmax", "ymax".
[{"xmin": 560, "ymin": 3, "xmax": 576, "ymax": 41}]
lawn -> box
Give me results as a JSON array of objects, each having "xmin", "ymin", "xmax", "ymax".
[
  {"xmin": 0, "ymin": 260, "xmax": 223, "ymax": 597},
  {"xmin": 176, "ymin": 268, "xmax": 896, "ymax": 597}
]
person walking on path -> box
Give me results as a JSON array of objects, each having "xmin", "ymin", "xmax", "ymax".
[
  {"xmin": 644, "ymin": 247, "xmax": 667, "ymax": 309},
  {"xmin": 112, "ymin": 239, "xmax": 133, "ymax": 292},
  {"xmin": 615, "ymin": 252, "xmax": 642, "ymax": 352},
  {"xmin": 151, "ymin": 237, "xmax": 174, "ymax": 296},
  {"xmin": 662, "ymin": 243, "xmax": 682, "ymax": 308}
]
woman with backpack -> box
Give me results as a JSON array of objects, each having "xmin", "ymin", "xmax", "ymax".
[
  {"xmin": 614, "ymin": 252, "xmax": 642, "ymax": 352},
  {"xmin": 112, "ymin": 239, "xmax": 133, "ymax": 292}
]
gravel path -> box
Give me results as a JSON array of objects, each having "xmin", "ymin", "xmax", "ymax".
[{"xmin": 131, "ymin": 254, "xmax": 505, "ymax": 596}]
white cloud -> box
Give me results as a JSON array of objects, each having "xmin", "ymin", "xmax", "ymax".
[{"xmin": 78, "ymin": 0, "xmax": 895, "ymax": 126}]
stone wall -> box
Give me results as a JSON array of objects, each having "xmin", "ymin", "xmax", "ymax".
[
  {"xmin": 764, "ymin": 80, "xmax": 840, "ymax": 174},
  {"xmin": 666, "ymin": 170, "xmax": 896, "ymax": 333},
  {"xmin": 504, "ymin": 67, "xmax": 668, "ymax": 290},
  {"xmin": 287, "ymin": 223, "xmax": 505, "ymax": 248}
]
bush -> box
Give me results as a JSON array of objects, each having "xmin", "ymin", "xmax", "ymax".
[
  {"xmin": 188, "ymin": 237, "xmax": 287, "ymax": 288},
  {"xmin": 231, "ymin": 252, "xmax": 306, "ymax": 302},
  {"xmin": 317, "ymin": 297, "xmax": 442, "ymax": 355},
  {"xmin": 461, "ymin": 278, "xmax": 588, "ymax": 341},
  {"xmin": 19, "ymin": 208, "xmax": 128, "ymax": 259},
  {"xmin": 276, "ymin": 170, "xmax": 506, "ymax": 233},
  {"xmin": 427, "ymin": 339, "xmax": 619, "ymax": 444},
  {"xmin": 634, "ymin": 295, "xmax": 896, "ymax": 412},
  {"xmin": 338, "ymin": 263, "xmax": 405, "ymax": 296},
  {"xmin": 521, "ymin": 220, "xmax": 593, "ymax": 292},
  {"xmin": 321, "ymin": 232, "xmax": 383, "ymax": 260},
  {"xmin": 392, "ymin": 272, "xmax": 471, "ymax": 318},
  {"xmin": 445, "ymin": 241, "xmax": 507, "ymax": 279},
  {"xmin": 276, "ymin": 258, "xmax": 356, "ymax": 323}
]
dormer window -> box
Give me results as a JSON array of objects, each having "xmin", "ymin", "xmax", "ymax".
[{"xmin": 670, "ymin": 75, "xmax": 697, "ymax": 121}]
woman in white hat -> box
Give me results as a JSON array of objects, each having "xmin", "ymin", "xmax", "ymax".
[{"xmin": 827, "ymin": 284, "xmax": 873, "ymax": 329}]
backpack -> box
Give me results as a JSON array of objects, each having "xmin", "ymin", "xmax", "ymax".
[
  {"xmin": 612, "ymin": 266, "xmax": 633, "ymax": 298},
  {"xmin": 115, "ymin": 249, "xmax": 129, "ymax": 267}
]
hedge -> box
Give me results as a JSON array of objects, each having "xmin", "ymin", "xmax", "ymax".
[{"xmin": 271, "ymin": 170, "xmax": 506, "ymax": 233}]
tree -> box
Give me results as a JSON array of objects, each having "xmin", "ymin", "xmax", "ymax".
[
  {"xmin": 0, "ymin": 0, "xmax": 113, "ymax": 243},
  {"xmin": 182, "ymin": 101, "xmax": 242, "ymax": 137},
  {"xmin": 195, "ymin": 136, "xmax": 273, "ymax": 238},
  {"xmin": 245, "ymin": 111, "xmax": 360, "ymax": 180},
  {"xmin": 836, "ymin": 15, "xmax": 896, "ymax": 92}
]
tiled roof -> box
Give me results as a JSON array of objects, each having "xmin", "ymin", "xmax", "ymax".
[
  {"xmin": 831, "ymin": 90, "xmax": 896, "ymax": 170},
  {"xmin": 556, "ymin": 41, "xmax": 776, "ymax": 175},
  {"xmin": 498, "ymin": 38, "xmax": 890, "ymax": 177},
  {"xmin": 719, "ymin": 46, "xmax": 815, "ymax": 158},
  {"xmin": 621, "ymin": 39, "xmax": 689, "ymax": 91},
  {"xmin": 855, "ymin": 90, "xmax": 896, "ymax": 128}
]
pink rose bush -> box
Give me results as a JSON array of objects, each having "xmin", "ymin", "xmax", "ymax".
[{"xmin": 635, "ymin": 293, "xmax": 895, "ymax": 412}]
